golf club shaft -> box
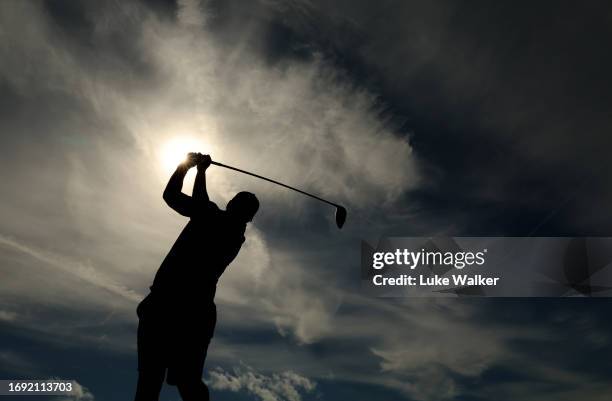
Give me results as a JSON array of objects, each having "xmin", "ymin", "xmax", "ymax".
[{"xmin": 211, "ymin": 161, "xmax": 339, "ymax": 208}]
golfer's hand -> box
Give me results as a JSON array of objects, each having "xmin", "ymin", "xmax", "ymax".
[
  {"xmin": 197, "ymin": 153, "xmax": 212, "ymax": 171},
  {"xmin": 184, "ymin": 152, "xmax": 200, "ymax": 169}
]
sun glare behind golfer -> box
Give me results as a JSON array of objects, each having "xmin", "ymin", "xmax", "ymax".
[{"xmin": 160, "ymin": 137, "xmax": 209, "ymax": 173}]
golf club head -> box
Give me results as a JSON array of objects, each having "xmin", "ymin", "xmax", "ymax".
[{"xmin": 335, "ymin": 205, "xmax": 347, "ymax": 229}]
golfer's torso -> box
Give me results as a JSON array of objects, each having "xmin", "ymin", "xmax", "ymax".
[{"xmin": 151, "ymin": 206, "xmax": 245, "ymax": 302}]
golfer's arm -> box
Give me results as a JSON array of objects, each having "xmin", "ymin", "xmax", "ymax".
[
  {"xmin": 192, "ymin": 168, "xmax": 209, "ymax": 202},
  {"xmin": 163, "ymin": 164, "xmax": 194, "ymax": 217}
]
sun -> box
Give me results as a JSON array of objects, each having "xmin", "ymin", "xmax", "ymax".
[{"xmin": 160, "ymin": 137, "xmax": 209, "ymax": 172}]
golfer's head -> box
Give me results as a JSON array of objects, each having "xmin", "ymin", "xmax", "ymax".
[{"xmin": 227, "ymin": 191, "xmax": 259, "ymax": 223}]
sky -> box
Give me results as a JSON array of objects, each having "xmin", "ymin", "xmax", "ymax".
[{"xmin": 1, "ymin": 1, "xmax": 612, "ymax": 400}]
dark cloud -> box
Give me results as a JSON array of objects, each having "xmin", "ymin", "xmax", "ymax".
[{"xmin": 231, "ymin": 0, "xmax": 612, "ymax": 235}]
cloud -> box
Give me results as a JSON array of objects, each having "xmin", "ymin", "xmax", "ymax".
[
  {"xmin": 215, "ymin": 227, "xmax": 342, "ymax": 344},
  {"xmin": 207, "ymin": 363, "xmax": 316, "ymax": 401},
  {"xmin": 0, "ymin": 234, "xmax": 141, "ymax": 303},
  {"xmin": 55, "ymin": 380, "xmax": 95, "ymax": 401},
  {"xmin": 207, "ymin": 295, "xmax": 612, "ymax": 401},
  {"xmin": 321, "ymin": 298, "xmax": 514, "ymax": 400},
  {"xmin": 0, "ymin": 233, "xmax": 141, "ymax": 352},
  {"xmin": 0, "ymin": 350, "xmax": 37, "ymax": 375},
  {"xmin": 0, "ymin": 0, "xmax": 415, "ymax": 347},
  {"xmin": 261, "ymin": 0, "xmax": 612, "ymax": 233},
  {"xmin": 1, "ymin": 2, "xmax": 611, "ymax": 401},
  {"xmin": 469, "ymin": 364, "xmax": 612, "ymax": 401},
  {"xmin": 0, "ymin": 310, "xmax": 17, "ymax": 322},
  {"xmin": 177, "ymin": 0, "xmax": 207, "ymax": 27}
]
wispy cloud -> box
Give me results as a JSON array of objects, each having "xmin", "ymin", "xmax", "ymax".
[
  {"xmin": 0, "ymin": 350, "xmax": 38, "ymax": 376},
  {"xmin": 0, "ymin": 234, "xmax": 141, "ymax": 303}
]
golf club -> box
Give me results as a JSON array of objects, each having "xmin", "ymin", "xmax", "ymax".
[{"xmin": 210, "ymin": 160, "xmax": 347, "ymax": 229}]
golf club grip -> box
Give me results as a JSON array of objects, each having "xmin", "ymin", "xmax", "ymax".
[{"xmin": 210, "ymin": 161, "xmax": 338, "ymax": 208}]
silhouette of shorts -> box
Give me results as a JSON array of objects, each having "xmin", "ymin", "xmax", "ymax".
[{"xmin": 137, "ymin": 293, "xmax": 217, "ymax": 385}]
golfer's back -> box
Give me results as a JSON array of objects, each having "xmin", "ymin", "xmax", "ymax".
[{"xmin": 150, "ymin": 200, "xmax": 246, "ymax": 307}]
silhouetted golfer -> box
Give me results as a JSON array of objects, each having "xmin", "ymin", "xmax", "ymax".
[{"xmin": 134, "ymin": 153, "xmax": 259, "ymax": 401}]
